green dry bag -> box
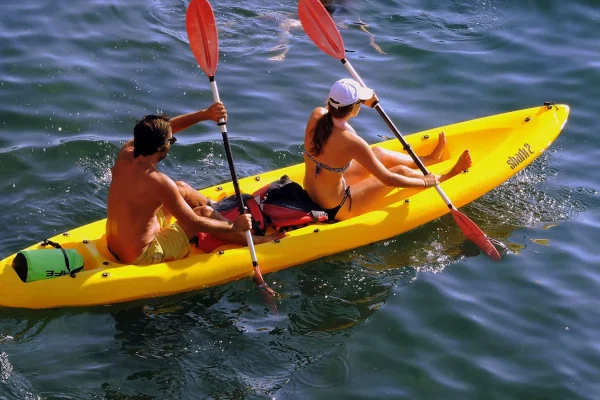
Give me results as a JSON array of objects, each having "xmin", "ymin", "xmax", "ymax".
[{"xmin": 12, "ymin": 240, "xmax": 84, "ymax": 282}]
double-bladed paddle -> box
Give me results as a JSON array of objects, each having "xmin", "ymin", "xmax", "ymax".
[
  {"xmin": 186, "ymin": 0, "xmax": 280, "ymax": 301},
  {"xmin": 298, "ymin": 0, "xmax": 502, "ymax": 261}
]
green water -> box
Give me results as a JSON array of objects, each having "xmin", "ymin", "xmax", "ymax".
[{"xmin": 1, "ymin": 0, "xmax": 599, "ymax": 398}]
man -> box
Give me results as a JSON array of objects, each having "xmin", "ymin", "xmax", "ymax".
[{"xmin": 106, "ymin": 102, "xmax": 284, "ymax": 265}]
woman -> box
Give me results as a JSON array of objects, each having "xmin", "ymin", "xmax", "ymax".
[{"xmin": 303, "ymin": 78, "xmax": 472, "ymax": 221}]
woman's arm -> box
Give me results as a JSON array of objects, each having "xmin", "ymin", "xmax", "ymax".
[
  {"xmin": 348, "ymin": 136, "xmax": 431, "ymax": 188},
  {"xmin": 169, "ymin": 102, "xmax": 227, "ymax": 134}
]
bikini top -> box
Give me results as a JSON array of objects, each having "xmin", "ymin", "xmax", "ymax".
[{"xmin": 304, "ymin": 117, "xmax": 357, "ymax": 178}]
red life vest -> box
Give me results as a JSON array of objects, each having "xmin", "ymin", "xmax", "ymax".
[{"xmin": 196, "ymin": 175, "xmax": 328, "ymax": 252}]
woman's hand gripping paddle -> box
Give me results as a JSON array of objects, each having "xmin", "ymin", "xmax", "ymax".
[
  {"xmin": 186, "ymin": 0, "xmax": 280, "ymax": 304},
  {"xmin": 298, "ymin": 0, "xmax": 502, "ymax": 261}
]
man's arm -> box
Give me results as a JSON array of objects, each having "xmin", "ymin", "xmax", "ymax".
[
  {"xmin": 170, "ymin": 102, "xmax": 227, "ymax": 134},
  {"xmin": 156, "ymin": 173, "xmax": 245, "ymax": 236}
]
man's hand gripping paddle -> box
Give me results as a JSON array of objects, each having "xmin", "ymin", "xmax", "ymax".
[{"xmin": 186, "ymin": 0, "xmax": 280, "ymax": 308}]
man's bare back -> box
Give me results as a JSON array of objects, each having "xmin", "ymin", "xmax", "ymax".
[
  {"xmin": 106, "ymin": 107, "xmax": 285, "ymax": 265},
  {"xmin": 106, "ymin": 142, "xmax": 170, "ymax": 262}
]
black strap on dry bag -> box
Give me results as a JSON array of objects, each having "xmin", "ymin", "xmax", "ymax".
[{"xmin": 41, "ymin": 239, "xmax": 77, "ymax": 278}]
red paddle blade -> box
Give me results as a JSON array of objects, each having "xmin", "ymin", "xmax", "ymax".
[
  {"xmin": 252, "ymin": 267, "xmax": 277, "ymax": 297},
  {"xmin": 451, "ymin": 208, "xmax": 502, "ymax": 261},
  {"xmin": 298, "ymin": 0, "xmax": 346, "ymax": 60},
  {"xmin": 252, "ymin": 268, "xmax": 279, "ymax": 315},
  {"xmin": 186, "ymin": 0, "xmax": 219, "ymax": 77}
]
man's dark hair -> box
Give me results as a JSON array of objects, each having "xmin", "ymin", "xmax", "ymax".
[{"xmin": 133, "ymin": 114, "xmax": 171, "ymax": 158}]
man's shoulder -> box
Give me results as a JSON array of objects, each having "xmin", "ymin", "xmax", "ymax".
[
  {"xmin": 120, "ymin": 139, "xmax": 135, "ymax": 151},
  {"xmin": 146, "ymin": 168, "xmax": 177, "ymax": 190},
  {"xmin": 114, "ymin": 142, "xmax": 134, "ymax": 162}
]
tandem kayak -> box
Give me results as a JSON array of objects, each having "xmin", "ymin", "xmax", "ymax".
[{"xmin": 0, "ymin": 104, "xmax": 569, "ymax": 309}]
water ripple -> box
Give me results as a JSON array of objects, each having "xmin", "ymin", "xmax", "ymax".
[{"xmin": 2, "ymin": 0, "xmax": 600, "ymax": 398}]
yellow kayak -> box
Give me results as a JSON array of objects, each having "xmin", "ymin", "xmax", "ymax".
[{"xmin": 0, "ymin": 104, "xmax": 570, "ymax": 309}]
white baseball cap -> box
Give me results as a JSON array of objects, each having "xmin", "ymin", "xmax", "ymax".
[{"xmin": 327, "ymin": 78, "xmax": 374, "ymax": 109}]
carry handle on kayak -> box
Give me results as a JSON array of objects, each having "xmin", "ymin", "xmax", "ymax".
[
  {"xmin": 186, "ymin": 0, "xmax": 279, "ymax": 307},
  {"xmin": 298, "ymin": 0, "xmax": 502, "ymax": 261}
]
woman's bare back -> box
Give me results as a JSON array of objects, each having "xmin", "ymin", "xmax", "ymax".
[{"xmin": 303, "ymin": 108, "xmax": 356, "ymax": 209}]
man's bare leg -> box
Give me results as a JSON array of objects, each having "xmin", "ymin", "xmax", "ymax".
[
  {"xmin": 160, "ymin": 180, "xmax": 211, "ymax": 224},
  {"xmin": 175, "ymin": 181, "xmax": 212, "ymax": 208}
]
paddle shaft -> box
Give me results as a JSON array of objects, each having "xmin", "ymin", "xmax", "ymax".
[
  {"xmin": 297, "ymin": 0, "xmax": 500, "ymax": 259},
  {"xmin": 208, "ymin": 76, "xmax": 259, "ymax": 266},
  {"xmin": 186, "ymin": 0, "xmax": 282, "ymax": 296},
  {"xmin": 341, "ymin": 59, "xmax": 455, "ymax": 209}
]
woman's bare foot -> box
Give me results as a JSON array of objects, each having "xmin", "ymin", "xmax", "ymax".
[
  {"xmin": 253, "ymin": 231, "xmax": 288, "ymax": 244},
  {"xmin": 423, "ymin": 132, "xmax": 446, "ymax": 165},
  {"xmin": 440, "ymin": 150, "xmax": 472, "ymax": 182}
]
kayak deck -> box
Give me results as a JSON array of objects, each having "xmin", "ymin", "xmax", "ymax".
[{"xmin": 0, "ymin": 104, "xmax": 569, "ymax": 309}]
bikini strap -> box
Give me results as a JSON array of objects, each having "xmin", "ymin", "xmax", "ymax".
[
  {"xmin": 304, "ymin": 149, "xmax": 350, "ymax": 176},
  {"xmin": 342, "ymin": 186, "xmax": 352, "ymax": 212},
  {"xmin": 304, "ymin": 150, "xmax": 323, "ymax": 178}
]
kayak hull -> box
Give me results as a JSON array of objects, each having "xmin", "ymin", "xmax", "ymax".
[{"xmin": 0, "ymin": 104, "xmax": 569, "ymax": 309}]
